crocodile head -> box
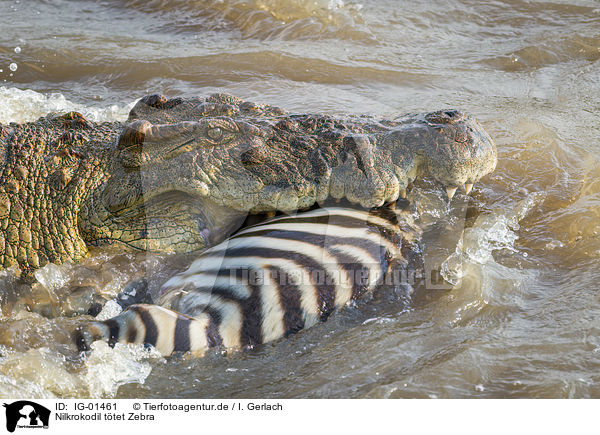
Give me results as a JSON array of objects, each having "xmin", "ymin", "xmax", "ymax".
[
  {"xmin": 0, "ymin": 94, "xmax": 496, "ymax": 275},
  {"xmin": 78, "ymin": 94, "xmax": 497, "ymax": 255}
]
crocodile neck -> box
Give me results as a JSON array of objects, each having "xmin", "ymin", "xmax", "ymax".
[{"xmin": 0, "ymin": 115, "xmax": 119, "ymax": 276}]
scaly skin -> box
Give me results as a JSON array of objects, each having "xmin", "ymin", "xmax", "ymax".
[
  {"xmin": 0, "ymin": 93, "xmax": 497, "ymax": 276},
  {"xmin": 0, "ymin": 112, "xmax": 117, "ymax": 274}
]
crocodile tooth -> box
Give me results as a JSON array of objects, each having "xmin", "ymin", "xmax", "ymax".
[
  {"xmin": 266, "ymin": 211, "xmax": 276, "ymax": 218},
  {"xmin": 465, "ymin": 183, "xmax": 473, "ymax": 194},
  {"xmin": 446, "ymin": 186, "xmax": 457, "ymax": 200},
  {"xmin": 399, "ymin": 189, "xmax": 407, "ymax": 199}
]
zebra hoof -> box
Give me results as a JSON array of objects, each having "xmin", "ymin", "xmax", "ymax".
[{"xmin": 116, "ymin": 278, "xmax": 152, "ymax": 309}]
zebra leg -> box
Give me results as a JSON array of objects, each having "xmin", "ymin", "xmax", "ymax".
[{"xmin": 73, "ymin": 304, "xmax": 215, "ymax": 357}]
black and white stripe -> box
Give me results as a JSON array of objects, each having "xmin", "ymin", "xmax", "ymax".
[{"xmin": 74, "ymin": 207, "xmax": 421, "ymax": 356}]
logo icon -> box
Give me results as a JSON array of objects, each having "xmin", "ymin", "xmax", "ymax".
[{"xmin": 3, "ymin": 401, "xmax": 50, "ymax": 433}]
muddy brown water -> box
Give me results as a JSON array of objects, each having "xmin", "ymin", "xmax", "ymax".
[{"xmin": 0, "ymin": 0, "xmax": 599, "ymax": 398}]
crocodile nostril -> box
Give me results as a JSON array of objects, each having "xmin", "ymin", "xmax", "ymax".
[{"xmin": 425, "ymin": 110, "xmax": 464, "ymax": 125}]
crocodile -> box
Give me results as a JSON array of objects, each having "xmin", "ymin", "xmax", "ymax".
[{"xmin": 0, "ymin": 93, "xmax": 496, "ymax": 277}]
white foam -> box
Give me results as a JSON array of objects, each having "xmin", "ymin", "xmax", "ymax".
[
  {"xmin": 84, "ymin": 341, "xmax": 162, "ymax": 398},
  {"xmin": 0, "ymin": 347, "xmax": 80, "ymax": 398},
  {"xmin": 0, "ymin": 317, "xmax": 165, "ymax": 398},
  {"xmin": 0, "ymin": 373, "xmax": 57, "ymax": 399},
  {"xmin": 95, "ymin": 299, "xmax": 123, "ymax": 321},
  {"xmin": 33, "ymin": 262, "xmax": 73, "ymax": 293},
  {"xmin": 0, "ymin": 341, "xmax": 162, "ymax": 398},
  {"xmin": 0, "ymin": 86, "xmax": 135, "ymax": 124}
]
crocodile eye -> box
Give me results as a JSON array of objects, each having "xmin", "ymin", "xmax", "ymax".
[{"xmin": 207, "ymin": 127, "xmax": 222, "ymax": 140}]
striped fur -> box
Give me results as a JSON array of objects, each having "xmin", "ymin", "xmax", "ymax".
[{"xmin": 74, "ymin": 207, "xmax": 421, "ymax": 356}]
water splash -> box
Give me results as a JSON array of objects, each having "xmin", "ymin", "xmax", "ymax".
[
  {"xmin": 442, "ymin": 193, "xmax": 544, "ymax": 283},
  {"xmin": 33, "ymin": 263, "xmax": 73, "ymax": 294},
  {"xmin": 0, "ymin": 347, "xmax": 80, "ymax": 398},
  {"xmin": 440, "ymin": 193, "xmax": 545, "ymax": 321},
  {"xmin": 0, "ymin": 373, "xmax": 57, "ymax": 399},
  {"xmin": 84, "ymin": 341, "xmax": 162, "ymax": 398},
  {"xmin": 95, "ymin": 300, "xmax": 123, "ymax": 321},
  {"xmin": 0, "ymin": 341, "xmax": 162, "ymax": 398},
  {"xmin": 0, "ymin": 86, "xmax": 135, "ymax": 124}
]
